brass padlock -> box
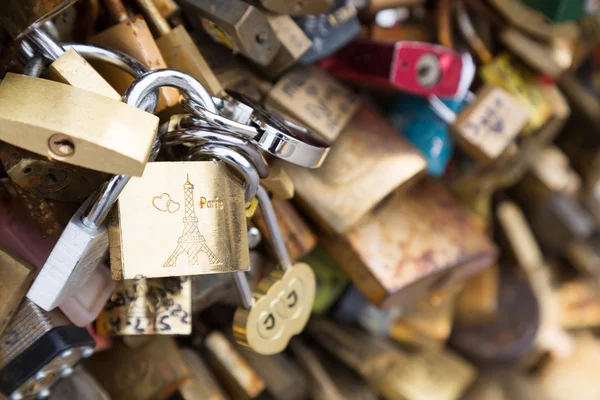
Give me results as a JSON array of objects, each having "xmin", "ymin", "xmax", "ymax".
[
  {"xmin": 260, "ymin": 164, "xmax": 295, "ymax": 200},
  {"xmin": 260, "ymin": 14, "xmax": 312, "ymax": 79},
  {"xmin": 0, "ymin": 0, "xmax": 77, "ymax": 39},
  {"xmin": 134, "ymin": 0, "xmax": 224, "ymax": 97},
  {"xmin": 278, "ymin": 104, "xmax": 426, "ymax": 234},
  {"xmin": 253, "ymin": 198, "xmax": 317, "ymax": 262},
  {"xmin": 96, "ymin": 277, "xmax": 191, "ymax": 335},
  {"xmin": 179, "ymin": 0, "xmax": 281, "ymax": 66},
  {"xmin": 266, "ymin": 66, "xmax": 361, "ymax": 143},
  {"xmin": 0, "ymin": 247, "xmax": 35, "ymax": 337},
  {"xmin": 203, "ymin": 331, "xmax": 267, "ymax": 399},
  {"xmin": 87, "ymin": 0, "xmax": 179, "ymax": 111},
  {"xmin": 85, "ymin": 337, "xmax": 189, "ymax": 400},
  {"xmin": 177, "ymin": 348, "xmax": 229, "ymax": 400},
  {"xmin": 322, "ymin": 178, "xmax": 497, "ymax": 307},
  {"xmin": 0, "ymin": 73, "xmax": 158, "ymax": 177}
]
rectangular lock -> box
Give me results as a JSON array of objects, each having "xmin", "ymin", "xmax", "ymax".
[
  {"xmin": 277, "ymin": 104, "xmax": 426, "ymax": 235},
  {"xmin": 49, "ymin": 366, "xmax": 111, "ymax": 400},
  {"xmin": 321, "ymin": 178, "xmax": 497, "ymax": 307},
  {"xmin": 0, "ymin": 248, "xmax": 35, "ymax": 337},
  {"xmin": 265, "ymin": 66, "xmax": 361, "ymax": 143},
  {"xmin": 260, "ymin": 14, "xmax": 312, "ymax": 79},
  {"xmin": 0, "ymin": 300, "xmax": 95, "ymax": 400},
  {"xmin": 85, "ymin": 337, "xmax": 189, "ymax": 400},
  {"xmin": 203, "ymin": 331, "xmax": 267, "ymax": 400},
  {"xmin": 253, "ymin": 199, "xmax": 317, "ymax": 262},
  {"xmin": 0, "ymin": 73, "xmax": 159, "ymax": 177},
  {"xmin": 179, "ymin": 0, "xmax": 281, "ymax": 66},
  {"xmin": 96, "ymin": 277, "xmax": 191, "ymax": 335},
  {"xmin": 110, "ymin": 162, "xmax": 249, "ymax": 279},
  {"xmin": 0, "ymin": 0, "xmax": 77, "ymax": 38},
  {"xmin": 177, "ymin": 348, "xmax": 228, "ymax": 400},
  {"xmin": 452, "ymin": 85, "xmax": 531, "ymax": 165}
]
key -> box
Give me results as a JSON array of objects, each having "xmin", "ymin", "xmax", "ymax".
[
  {"xmin": 232, "ymin": 187, "xmax": 316, "ymax": 355},
  {"xmin": 96, "ymin": 277, "xmax": 192, "ymax": 335},
  {"xmin": 0, "ymin": 300, "xmax": 96, "ymax": 400},
  {"xmin": 134, "ymin": 0, "xmax": 224, "ymax": 96},
  {"xmin": 321, "ymin": 178, "xmax": 497, "ymax": 307},
  {"xmin": 87, "ymin": 0, "xmax": 179, "ymax": 111},
  {"xmin": 179, "ymin": 0, "xmax": 281, "ymax": 66},
  {"xmin": 0, "ymin": 248, "xmax": 35, "ymax": 338},
  {"xmin": 176, "ymin": 349, "xmax": 229, "ymax": 400},
  {"xmin": 85, "ymin": 337, "xmax": 189, "ymax": 400},
  {"xmin": 0, "ymin": 0, "xmax": 77, "ymax": 39}
]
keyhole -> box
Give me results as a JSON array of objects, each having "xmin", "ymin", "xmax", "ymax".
[
  {"xmin": 23, "ymin": 167, "xmax": 33, "ymax": 174},
  {"xmin": 45, "ymin": 173, "xmax": 58, "ymax": 184},
  {"xmin": 255, "ymin": 32, "xmax": 267, "ymax": 45},
  {"xmin": 418, "ymin": 64, "xmax": 431, "ymax": 78},
  {"xmin": 48, "ymin": 134, "xmax": 75, "ymax": 158}
]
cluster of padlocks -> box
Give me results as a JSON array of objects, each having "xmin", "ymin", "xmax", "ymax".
[{"xmin": 1, "ymin": 0, "xmax": 600, "ymax": 399}]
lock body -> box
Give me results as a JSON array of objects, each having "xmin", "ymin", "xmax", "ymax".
[
  {"xmin": 0, "ymin": 248, "xmax": 35, "ymax": 337},
  {"xmin": 0, "ymin": 300, "xmax": 95, "ymax": 399},
  {"xmin": 280, "ymin": 104, "xmax": 426, "ymax": 234},
  {"xmin": 0, "ymin": 73, "xmax": 159, "ymax": 177},
  {"xmin": 322, "ymin": 178, "xmax": 498, "ymax": 307},
  {"xmin": 111, "ymin": 161, "xmax": 249, "ymax": 279},
  {"xmin": 261, "ymin": 14, "xmax": 312, "ymax": 79},
  {"xmin": 97, "ymin": 277, "xmax": 191, "ymax": 335},
  {"xmin": 177, "ymin": 349, "xmax": 228, "ymax": 400},
  {"xmin": 265, "ymin": 66, "xmax": 361, "ymax": 143}
]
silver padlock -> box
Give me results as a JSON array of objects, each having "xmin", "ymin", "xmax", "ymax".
[{"xmin": 27, "ymin": 69, "xmax": 217, "ymax": 311}]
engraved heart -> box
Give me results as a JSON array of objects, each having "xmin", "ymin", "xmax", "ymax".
[
  {"xmin": 152, "ymin": 193, "xmax": 171, "ymax": 212},
  {"xmin": 167, "ymin": 200, "xmax": 180, "ymax": 214}
]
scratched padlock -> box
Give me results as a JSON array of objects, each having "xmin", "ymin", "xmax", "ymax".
[{"xmin": 321, "ymin": 177, "xmax": 497, "ymax": 307}]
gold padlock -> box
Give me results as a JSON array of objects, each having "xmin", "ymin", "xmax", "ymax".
[
  {"xmin": 278, "ymin": 104, "xmax": 426, "ymax": 234},
  {"xmin": 260, "ymin": 164, "xmax": 294, "ymax": 200},
  {"xmin": 0, "ymin": 247, "xmax": 35, "ymax": 337},
  {"xmin": 0, "ymin": 73, "xmax": 158, "ymax": 176},
  {"xmin": 134, "ymin": 0, "xmax": 224, "ymax": 97},
  {"xmin": 96, "ymin": 276, "xmax": 191, "ymax": 335},
  {"xmin": 87, "ymin": 0, "xmax": 179, "ymax": 111},
  {"xmin": 266, "ymin": 66, "xmax": 361, "ymax": 143},
  {"xmin": 321, "ymin": 178, "xmax": 497, "ymax": 308}
]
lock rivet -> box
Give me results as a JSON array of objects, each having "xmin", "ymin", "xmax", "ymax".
[{"xmin": 48, "ymin": 134, "xmax": 75, "ymax": 158}]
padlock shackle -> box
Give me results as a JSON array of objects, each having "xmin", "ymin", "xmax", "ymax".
[
  {"xmin": 25, "ymin": 27, "xmax": 64, "ymax": 60},
  {"xmin": 124, "ymin": 69, "xmax": 218, "ymax": 114},
  {"xmin": 163, "ymin": 127, "xmax": 270, "ymax": 179},
  {"xmin": 23, "ymin": 55, "xmax": 45, "ymax": 77},
  {"xmin": 255, "ymin": 185, "xmax": 293, "ymax": 271},
  {"xmin": 234, "ymin": 271, "xmax": 254, "ymax": 309}
]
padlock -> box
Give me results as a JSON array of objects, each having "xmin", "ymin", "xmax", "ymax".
[
  {"xmin": 321, "ymin": 178, "xmax": 497, "ymax": 307},
  {"xmin": 178, "ymin": 0, "xmax": 281, "ymax": 66},
  {"xmin": 289, "ymin": 338, "xmax": 348, "ymax": 400},
  {"xmin": 96, "ymin": 277, "xmax": 191, "ymax": 335},
  {"xmin": 153, "ymin": 0, "xmax": 181, "ymax": 22},
  {"xmin": 0, "ymin": 143, "xmax": 106, "ymax": 203},
  {"xmin": 307, "ymin": 318, "xmax": 477, "ymax": 400},
  {"xmin": 557, "ymin": 278, "xmax": 600, "ymax": 330},
  {"xmin": 87, "ymin": 0, "xmax": 179, "ymax": 111},
  {"xmin": 203, "ymin": 331, "xmax": 267, "ymax": 399},
  {"xmin": 0, "ymin": 247, "xmax": 35, "ymax": 338},
  {"xmin": 522, "ymin": 145, "xmax": 582, "ymax": 200},
  {"xmin": 133, "ymin": 0, "xmax": 224, "ymax": 97},
  {"xmin": 49, "ymin": 366, "xmax": 110, "ymax": 400},
  {"xmin": 260, "ymin": 164, "xmax": 294, "ymax": 200},
  {"xmin": 293, "ymin": 0, "xmax": 361, "ymax": 64},
  {"xmin": 496, "ymin": 201, "xmax": 573, "ymax": 358},
  {"xmin": 0, "ymin": 300, "xmax": 96, "ymax": 400},
  {"xmin": 0, "ymin": 0, "xmax": 77, "ymax": 39},
  {"xmin": 260, "ymin": 14, "xmax": 312, "ymax": 79},
  {"xmin": 253, "ymin": 198, "xmax": 317, "ymax": 262},
  {"xmin": 232, "ymin": 186, "xmax": 316, "ymax": 355},
  {"xmin": 450, "ymin": 265, "xmax": 540, "ymax": 366},
  {"xmin": 389, "ymin": 286, "xmax": 460, "ymax": 351},
  {"xmin": 454, "ymin": 264, "xmax": 499, "ymax": 324},
  {"xmin": 265, "ymin": 66, "xmax": 361, "ymax": 143},
  {"xmin": 234, "ymin": 337, "xmax": 310, "ymax": 400},
  {"xmin": 431, "ymin": 84, "xmax": 531, "ymax": 165},
  {"xmin": 303, "ymin": 246, "xmax": 348, "ymax": 314},
  {"xmin": 259, "ymin": 0, "xmax": 333, "ymax": 15},
  {"xmin": 23, "ymin": 28, "xmax": 121, "ymax": 100},
  {"xmin": 85, "ymin": 337, "xmax": 189, "ymax": 400},
  {"xmin": 26, "ymin": 68, "xmax": 214, "ymax": 311},
  {"xmin": 176, "ymin": 348, "xmax": 229, "ymax": 400},
  {"xmin": 321, "ymin": 38, "xmax": 475, "ymax": 98},
  {"xmin": 277, "ymin": 104, "xmax": 426, "ymax": 234}
]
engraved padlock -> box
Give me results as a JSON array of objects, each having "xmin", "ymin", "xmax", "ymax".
[
  {"xmin": 233, "ymin": 185, "xmax": 317, "ymax": 355},
  {"xmin": 26, "ymin": 68, "xmax": 217, "ymax": 311}
]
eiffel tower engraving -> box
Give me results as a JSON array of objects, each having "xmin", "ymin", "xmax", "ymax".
[{"xmin": 163, "ymin": 175, "xmax": 221, "ymax": 268}]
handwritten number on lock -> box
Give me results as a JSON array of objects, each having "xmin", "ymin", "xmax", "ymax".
[
  {"xmin": 159, "ymin": 315, "xmax": 172, "ymax": 331},
  {"xmin": 264, "ymin": 313, "xmax": 276, "ymax": 330},
  {"xmin": 287, "ymin": 290, "xmax": 298, "ymax": 308}
]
